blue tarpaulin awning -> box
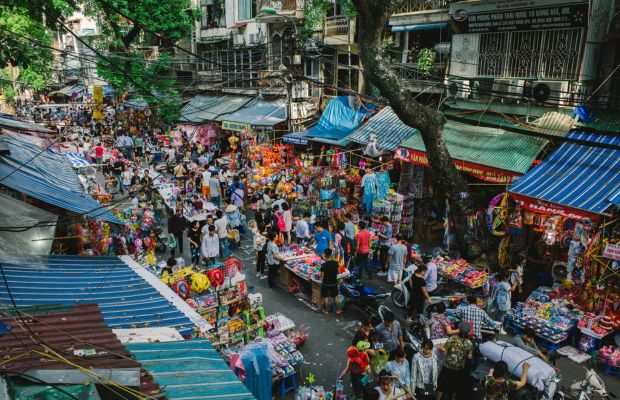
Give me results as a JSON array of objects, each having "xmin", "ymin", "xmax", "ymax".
[
  {"xmin": 391, "ymin": 22, "xmax": 448, "ymax": 32},
  {"xmin": 509, "ymin": 131, "xmax": 620, "ymax": 219},
  {"xmin": 0, "ymin": 136, "xmax": 120, "ymax": 224},
  {"xmin": 282, "ymin": 96, "xmax": 371, "ymax": 146}
]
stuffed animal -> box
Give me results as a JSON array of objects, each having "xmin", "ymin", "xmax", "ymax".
[{"xmin": 363, "ymin": 134, "xmax": 383, "ymax": 157}]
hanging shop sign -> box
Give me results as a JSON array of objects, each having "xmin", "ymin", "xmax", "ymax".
[
  {"xmin": 603, "ymin": 243, "xmax": 620, "ymax": 261},
  {"xmin": 449, "ymin": 0, "xmax": 588, "ymax": 33},
  {"xmin": 282, "ymin": 135, "xmax": 309, "ymax": 146},
  {"xmin": 509, "ymin": 192, "xmax": 601, "ymax": 222},
  {"xmin": 222, "ymin": 120, "xmax": 251, "ymax": 132},
  {"xmin": 394, "ymin": 147, "xmax": 519, "ymax": 184}
]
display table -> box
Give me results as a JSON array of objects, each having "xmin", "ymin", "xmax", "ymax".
[
  {"xmin": 279, "ymin": 248, "xmax": 350, "ymax": 305},
  {"xmin": 436, "ymin": 257, "xmax": 489, "ymax": 289}
]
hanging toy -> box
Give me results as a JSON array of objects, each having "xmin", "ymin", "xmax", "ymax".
[
  {"xmin": 207, "ymin": 268, "xmax": 224, "ymax": 287},
  {"xmin": 363, "ymin": 134, "xmax": 383, "ymax": 157},
  {"xmin": 487, "ymin": 193, "xmax": 509, "ymax": 236},
  {"xmin": 186, "ymin": 298, "xmax": 198, "ymax": 311},
  {"xmin": 173, "ymin": 278, "xmax": 190, "ymax": 299},
  {"xmin": 190, "ymin": 272, "xmax": 211, "ymax": 294}
]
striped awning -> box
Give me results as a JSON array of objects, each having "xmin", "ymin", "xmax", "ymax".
[
  {"xmin": 509, "ymin": 131, "xmax": 620, "ymax": 220},
  {"xmin": 396, "ymin": 121, "xmax": 547, "ymax": 184},
  {"xmin": 348, "ymin": 107, "xmax": 418, "ymax": 151}
]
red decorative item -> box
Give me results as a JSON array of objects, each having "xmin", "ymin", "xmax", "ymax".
[
  {"xmin": 186, "ymin": 298, "xmax": 198, "ymax": 311},
  {"xmin": 208, "ymin": 269, "xmax": 224, "ymax": 287},
  {"xmin": 173, "ymin": 278, "xmax": 190, "ymax": 299}
]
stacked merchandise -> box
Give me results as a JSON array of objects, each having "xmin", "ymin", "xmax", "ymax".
[
  {"xmin": 399, "ymin": 195, "xmax": 415, "ymax": 239},
  {"xmin": 371, "ymin": 193, "xmax": 404, "ymax": 235},
  {"xmin": 506, "ymin": 288, "xmax": 582, "ymax": 344},
  {"xmin": 599, "ymin": 346, "xmax": 620, "ymax": 367},
  {"xmin": 436, "ymin": 256, "xmax": 488, "ymax": 288}
]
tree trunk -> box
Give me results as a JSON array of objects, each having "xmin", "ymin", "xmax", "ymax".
[{"xmin": 351, "ymin": 0, "xmax": 473, "ymax": 258}]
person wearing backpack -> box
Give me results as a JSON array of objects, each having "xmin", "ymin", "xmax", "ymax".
[{"xmin": 493, "ymin": 271, "xmax": 520, "ymax": 334}]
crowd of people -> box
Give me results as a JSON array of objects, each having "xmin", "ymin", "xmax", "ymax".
[{"xmin": 15, "ymin": 100, "xmax": 545, "ymax": 400}]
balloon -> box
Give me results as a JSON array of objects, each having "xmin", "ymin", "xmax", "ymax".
[{"xmin": 173, "ymin": 279, "xmax": 190, "ymax": 299}]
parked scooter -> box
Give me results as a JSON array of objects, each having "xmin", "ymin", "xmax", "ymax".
[
  {"xmin": 340, "ymin": 268, "xmax": 389, "ymax": 317},
  {"xmin": 391, "ymin": 264, "xmax": 466, "ymax": 309}
]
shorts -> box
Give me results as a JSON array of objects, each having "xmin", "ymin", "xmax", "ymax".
[
  {"xmin": 437, "ymin": 367, "xmax": 467, "ymax": 393},
  {"xmin": 387, "ymin": 268, "xmax": 403, "ymax": 283},
  {"xmin": 321, "ymin": 284, "xmax": 339, "ymax": 298}
]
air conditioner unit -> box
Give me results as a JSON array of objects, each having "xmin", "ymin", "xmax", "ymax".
[
  {"xmin": 470, "ymin": 78, "xmax": 494, "ymax": 100},
  {"xmin": 529, "ymin": 81, "xmax": 571, "ymax": 106},
  {"xmin": 233, "ymin": 34, "xmax": 244, "ymax": 46},
  {"xmin": 292, "ymin": 81, "xmax": 309, "ymax": 98},
  {"xmin": 492, "ymin": 79, "xmax": 525, "ymax": 101},
  {"xmin": 445, "ymin": 78, "xmax": 470, "ymax": 99}
]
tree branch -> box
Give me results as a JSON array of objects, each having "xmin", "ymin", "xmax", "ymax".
[{"xmin": 122, "ymin": 25, "xmax": 142, "ymax": 50}]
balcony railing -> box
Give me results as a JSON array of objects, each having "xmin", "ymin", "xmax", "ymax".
[
  {"xmin": 392, "ymin": 63, "xmax": 442, "ymax": 82},
  {"xmin": 257, "ymin": 0, "xmax": 304, "ymax": 12},
  {"xmin": 396, "ymin": 0, "xmax": 449, "ymax": 13},
  {"xmin": 325, "ymin": 16, "xmax": 353, "ymax": 36}
]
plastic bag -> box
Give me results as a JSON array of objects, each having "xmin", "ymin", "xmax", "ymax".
[{"xmin": 370, "ymin": 348, "xmax": 389, "ymax": 375}]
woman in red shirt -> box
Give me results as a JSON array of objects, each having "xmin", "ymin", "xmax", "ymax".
[{"xmin": 355, "ymin": 220, "xmax": 372, "ymax": 279}]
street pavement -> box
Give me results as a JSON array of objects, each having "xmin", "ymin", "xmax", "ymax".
[{"xmin": 162, "ymin": 228, "xmax": 620, "ymax": 398}]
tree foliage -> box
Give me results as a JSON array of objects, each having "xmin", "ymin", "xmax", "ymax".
[
  {"xmin": 303, "ymin": 0, "xmax": 356, "ymax": 35},
  {"xmin": 0, "ymin": 5, "xmax": 53, "ymax": 97}
]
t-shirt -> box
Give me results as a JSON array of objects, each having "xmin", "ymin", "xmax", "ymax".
[
  {"xmin": 201, "ymin": 170, "xmax": 211, "ymax": 186},
  {"xmin": 314, "ymin": 230, "xmax": 332, "ymax": 255},
  {"xmin": 214, "ymin": 217, "xmax": 228, "ymax": 238},
  {"xmin": 443, "ymin": 335, "xmax": 473, "ymax": 370},
  {"xmin": 209, "ymin": 177, "xmax": 220, "ymax": 198},
  {"xmin": 295, "ymin": 220, "xmax": 310, "ymax": 239},
  {"xmin": 374, "ymin": 321, "xmax": 402, "ymax": 353},
  {"xmin": 344, "ymin": 221, "xmax": 356, "ymax": 239},
  {"xmin": 356, "ymin": 229, "xmax": 371, "ymax": 254},
  {"xmin": 321, "ymin": 260, "xmax": 339, "ymax": 286},
  {"xmin": 380, "ymin": 224, "xmax": 393, "ymax": 246},
  {"xmin": 408, "ymin": 275, "xmax": 427, "ymax": 304},
  {"xmin": 375, "ymin": 386, "xmax": 401, "ymax": 400},
  {"xmin": 95, "ymin": 146, "xmax": 104, "ymax": 157},
  {"xmin": 267, "ymin": 241, "xmax": 280, "ymax": 265},
  {"xmin": 187, "ymin": 228, "xmax": 201, "ymax": 246},
  {"xmin": 425, "ymin": 262, "xmax": 438, "ymax": 293},
  {"xmin": 481, "ymin": 376, "xmax": 518, "ymax": 400},
  {"xmin": 495, "ymin": 281, "xmax": 512, "ymax": 312},
  {"xmin": 388, "ymin": 243, "xmax": 407, "ymax": 270}
]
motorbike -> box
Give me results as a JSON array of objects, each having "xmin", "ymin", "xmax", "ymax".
[
  {"xmin": 340, "ymin": 269, "xmax": 389, "ymax": 317},
  {"xmin": 391, "ymin": 264, "xmax": 466, "ymax": 309},
  {"xmin": 555, "ymin": 367, "xmax": 616, "ymax": 400}
]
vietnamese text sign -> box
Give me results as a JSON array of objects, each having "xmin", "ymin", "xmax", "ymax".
[
  {"xmin": 449, "ymin": 0, "xmax": 588, "ymax": 33},
  {"xmin": 222, "ymin": 120, "xmax": 251, "ymax": 132},
  {"xmin": 603, "ymin": 243, "xmax": 620, "ymax": 261}
]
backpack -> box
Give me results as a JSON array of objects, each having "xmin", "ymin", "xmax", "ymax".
[
  {"xmin": 494, "ymin": 283, "xmax": 510, "ymax": 312},
  {"xmin": 276, "ymin": 212, "xmax": 285, "ymax": 232},
  {"xmin": 341, "ymin": 233, "xmax": 356, "ymax": 256}
]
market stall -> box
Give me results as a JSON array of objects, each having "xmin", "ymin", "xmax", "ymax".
[{"xmin": 279, "ymin": 245, "xmax": 350, "ymax": 306}]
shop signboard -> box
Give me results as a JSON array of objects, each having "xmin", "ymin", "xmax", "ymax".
[
  {"xmin": 394, "ymin": 146, "xmax": 519, "ymax": 184},
  {"xmin": 449, "ymin": 0, "xmax": 588, "ymax": 33},
  {"xmin": 508, "ymin": 192, "xmax": 601, "ymax": 222},
  {"xmin": 222, "ymin": 120, "xmax": 251, "ymax": 132},
  {"xmin": 603, "ymin": 243, "xmax": 620, "ymax": 261}
]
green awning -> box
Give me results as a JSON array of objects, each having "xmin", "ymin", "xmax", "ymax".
[{"xmin": 395, "ymin": 121, "xmax": 548, "ymax": 183}]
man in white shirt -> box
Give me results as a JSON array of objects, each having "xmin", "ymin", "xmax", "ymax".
[
  {"xmin": 201, "ymin": 166, "xmax": 211, "ymax": 198},
  {"xmin": 214, "ymin": 210, "xmax": 230, "ymax": 259},
  {"xmin": 295, "ymin": 212, "xmax": 311, "ymax": 244}
]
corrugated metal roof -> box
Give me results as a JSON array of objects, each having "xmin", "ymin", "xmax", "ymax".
[
  {"xmin": 0, "ymin": 255, "xmax": 197, "ymax": 336},
  {"xmin": 1, "ymin": 136, "xmax": 82, "ymax": 192},
  {"xmin": 399, "ymin": 121, "xmax": 547, "ymax": 174},
  {"xmin": 0, "ymin": 303, "xmax": 161, "ymax": 396},
  {"xmin": 509, "ymin": 131, "xmax": 620, "ymax": 216},
  {"xmin": 0, "ymin": 116, "xmax": 53, "ymax": 133},
  {"xmin": 348, "ymin": 107, "xmax": 419, "ymax": 151},
  {"xmin": 180, "ymin": 95, "xmax": 287, "ymax": 126},
  {"xmin": 0, "ymin": 164, "xmax": 121, "ymax": 224},
  {"xmin": 180, "ymin": 95, "xmax": 249, "ymax": 124},
  {"xmin": 126, "ymin": 339, "xmax": 256, "ymax": 400},
  {"xmin": 223, "ymin": 99, "xmax": 287, "ymax": 126},
  {"xmin": 443, "ymin": 108, "xmax": 536, "ymax": 134}
]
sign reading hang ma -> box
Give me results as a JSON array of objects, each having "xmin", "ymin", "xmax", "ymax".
[{"xmin": 449, "ymin": 0, "xmax": 588, "ymax": 33}]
